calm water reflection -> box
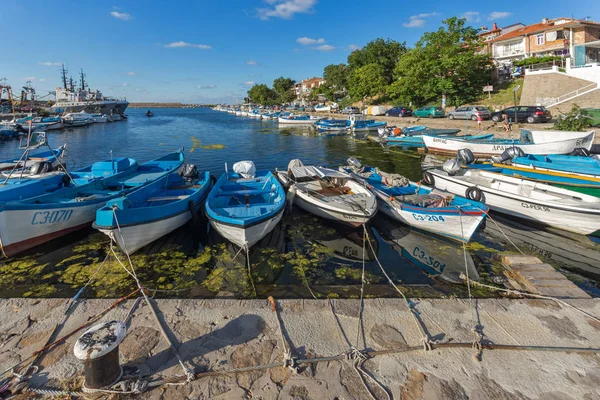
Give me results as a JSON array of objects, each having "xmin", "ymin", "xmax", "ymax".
[{"xmin": 0, "ymin": 108, "xmax": 597, "ymax": 298}]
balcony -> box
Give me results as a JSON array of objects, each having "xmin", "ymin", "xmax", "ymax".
[{"xmin": 493, "ymin": 47, "xmax": 525, "ymax": 58}]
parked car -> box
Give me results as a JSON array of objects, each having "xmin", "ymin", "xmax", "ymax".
[
  {"xmin": 385, "ymin": 106, "xmax": 413, "ymax": 117},
  {"xmin": 447, "ymin": 105, "xmax": 491, "ymax": 121},
  {"xmin": 490, "ymin": 106, "xmax": 552, "ymax": 123},
  {"xmin": 341, "ymin": 106, "xmax": 360, "ymax": 114},
  {"xmin": 413, "ymin": 106, "xmax": 445, "ymax": 118}
]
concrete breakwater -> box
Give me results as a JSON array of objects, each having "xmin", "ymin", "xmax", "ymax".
[{"xmin": 1, "ymin": 297, "xmax": 599, "ymax": 399}]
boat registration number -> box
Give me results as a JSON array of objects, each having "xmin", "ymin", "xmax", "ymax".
[
  {"xmin": 31, "ymin": 209, "xmax": 74, "ymax": 225},
  {"xmin": 412, "ymin": 213, "xmax": 445, "ymax": 222},
  {"xmin": 520, "ymin": 203, "xmax": 550, "ymax": 212}
]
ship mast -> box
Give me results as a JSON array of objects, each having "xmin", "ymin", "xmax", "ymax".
[
  {"xmin": 61, "ymin": 64, "xmax": 68, "ymax": 90},
  {"xmin": 80, "ymin": 69, "xmax": 86, "ymax": 91},
  {"xmin": 69, "ymin": 76, "xmax": 74, "ymax": 92}
]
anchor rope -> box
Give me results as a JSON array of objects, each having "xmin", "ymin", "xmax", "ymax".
[
  {"xmin": 476, "ymin": 206, "xmax": 525, "ymax": 255},
  {"xmin": 245, "ymin": 244, "xmax": 257, "ymax": 298},
  {"xmin": 110, "ymin": 209, "xmax": 195, "ymax": 382}
]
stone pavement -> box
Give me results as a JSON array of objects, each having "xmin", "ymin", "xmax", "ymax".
[{"xmin": 1, "ymin": 297, "xmax": 599, "ymax": 399}]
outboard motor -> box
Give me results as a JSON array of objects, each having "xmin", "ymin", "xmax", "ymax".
[
  {"xmin": 442, "ymin": 159, "xmax": 462, "ymax": 176},
  {"xmin": 179, "ymin": 164, "xmax": 199, "ymax": 181},
  {"xmin": 457, "ymin": 148, "xmax": 475, "ymax": 165},
  {"xmin": 490, "ymin": 146, "xmax": 525, "ymax": 164},
  {"xmin": 29, "ymin": 161, "xmax": 53, "ymax": 175},
  {"xmin": 570, "ymin": 147, "xmax": 591, "ymax": 157},
  {"xmin": 346, "ymin": 157, "xmax": 362, "ymax": 169}
]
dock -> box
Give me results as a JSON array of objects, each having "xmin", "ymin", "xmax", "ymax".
[{"xmin": 1, "ymin": 296, "xmax": 599, "ymax": 399}]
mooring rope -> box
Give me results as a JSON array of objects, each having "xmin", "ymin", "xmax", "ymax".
[{"xmin": 476, "ymin": 206, "xmax": 524, "ymax": 255}]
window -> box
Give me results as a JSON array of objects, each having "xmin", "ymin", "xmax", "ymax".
[
  {"xmin": 556, "ymin": 30, "xmax": 565, "ymax": 40},
  {"xmin": 536, "ymin": 34, "xmax": 545, "ymax": 45}
]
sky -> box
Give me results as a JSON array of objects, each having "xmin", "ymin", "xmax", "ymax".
[{"xmin": 0, "ymin": 0, "xmax": 598, "ymax": 104}]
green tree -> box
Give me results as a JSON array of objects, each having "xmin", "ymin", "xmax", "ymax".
[
  {"xmin": 323, "ymin": 64, "xmax": 348, "ymax": 93},
  {"xmin": 347, "ymin": 38, "xmax": 407, "ymax": 84},
  {"xmin": 391, "ymin": 17, "xmax": 493, "ymax": 107},
  {"xmin": 553, "ymin": 104, "xmax": 593, "ymax": 131},
  {"xmin": 247, "ymin": 84, "xmax": 277, "ymax": 105},
  {"xmin": 347, "ymin": 63, "xmax": 387, "ymax": 101},
  {"xmin": 272, "ymin": 76, "xmax": 296, "ymax": 104}
]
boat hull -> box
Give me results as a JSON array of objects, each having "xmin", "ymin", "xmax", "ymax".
[
  {"xmin": 428, "ymin": 171, "xmax": 600, "ymax": 235},
  {"xmin": 98, "ymin": 206, "xmax": 198, "ymax": 254},
  {"xmin": 293, "ymin": 191, "xmax": 374, "ymax": 227},
  {"xmin": 422, "ymin": 133, "xmax": 595, "ymax": 156},
  {"xmin": 208, "ymin": 210, "xmax": 283, "ymax": 248}
]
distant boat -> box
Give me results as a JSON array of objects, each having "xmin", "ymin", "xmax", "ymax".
[
  {"xmin": 278, "ymin": 115, "xmax": 317, "ymax": 125},
  {"xmin": 205, "ymin": 161, "xmax": 286, "ymax": 248},
  {"xmin": 0, "ymin": 150, "xmax": 185, "ymax": 257},
  {"xmin": 90, "ymin": 113, "xmax": 108, "ymax": 123},
  {"xmin": 94, "ymin": 165, "xmax": 212, "ymax": 254},
  {"xmin": 146, "ymin": 110, "xmax": 154, "ymax": 117},
  {"xmin": 314, "ymin": 105, "xmax": 331, "ymax": 112},
  {"xmin": 386, "ymin": 133, "xmax": 493, "ymax": 148},
  {"xmin": 63, "ymin": 111, "xmax": 91, "ymax": 127}
]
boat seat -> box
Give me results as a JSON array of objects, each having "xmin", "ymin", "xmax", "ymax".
[
  {"xmin": 217, "ymin": 189, "xmax": 273, "ymax": 196},
  {"xmin": 146, "ymin": 195, "xmax": 190, "ymax": 202},
  {"xmin": 317, "ymin": 186, "xmax": 352, "ymax": 196}
]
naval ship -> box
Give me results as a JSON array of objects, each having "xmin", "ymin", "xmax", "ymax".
[{"xmin": 51, "ymin": 65, "xmax": 129, "ymax": 115}]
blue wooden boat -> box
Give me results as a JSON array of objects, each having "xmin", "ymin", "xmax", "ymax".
[
  {"xmin": 205, "ymin": 161, "xmax": 285, "ymax": 248},
  {"xmin": 0, "ymin": 151, "xmax": 184, "ymax": 257},
  {"xmin": 94, "ymin": 167, "xmax": 212, "ymax": 254},
  {"xmin": 340, "ymin": 161, "xmax": 487, "ymax": 242},
  {"xmin": 512, "ymin": 154, "xmax": 600, "ymax": 178},
  {"xmin": 401, "ymin": 125, "xmax": 427, "ymax": 135}
]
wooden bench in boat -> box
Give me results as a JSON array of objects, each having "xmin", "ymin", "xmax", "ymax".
[
  {"xmin": 316, "ymin": 186, "xmax": 353, "ymax": 197},
  {"xmin": 216, "ymin": 189, "xmax": 273, "ymax": 196}
]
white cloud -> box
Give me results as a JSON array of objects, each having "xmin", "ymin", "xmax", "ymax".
[
  {"xmin": 315, "ymin": 44, "xmax": 335, "ymax": 51},
  {"xmin": 164, "ymin": 41, "xmax": 212, "ymax": 49},
  {"xmin": 243, "ymin": 81, "xmax": 255, "ymax": 86},
  {"xmin": 127, "ymin": 71, "xmax": 136, "ymax": 76},
  {"xmin": 21, "ymin": 77, "xmax": 35, "ymax": 81},
  {"xmin": 293, "ymin": 48, "xmax": 301, "ymax": 52},
  {"xmin": 297, "ymin": 36, "xmax": 325, "ymax": 45},
  {"xmin": 403, "ymin": 12, "xmax": 438, "ymax": 28},
  {"xmin": 39, "ymin": 78, "xmax": 46, "ymax": 82},
  {"xmin": 39, "ymin": 62, "xmax": 62, "ymax": 67},
  {"xmin": 122, "ymin": 83, "xmax": 128, "ymax": 86},
  {"xmin": 257, "ymin": 0, "xmax": 316, "ymax": 20},
  {"xmin": 247, "ymin": 60, "xmax": 258, "ymax": 65},
  {"xmin": 489, "ymin": 11, "xmax": 511, "ymax": 20},
  {"xmin": 462, "ymin": 11, "xmax": 481, "ymax": 22},
  {"xmin": 110, "ymin": 11, "xmax": 133, "ymax": 20},
  {"xmin": 198, "ymin": 84, "xmax": 217, "ymax": 89},
  {"xmin": 349, "ymin": 44, "xmax": 359, "ymax": 50}
]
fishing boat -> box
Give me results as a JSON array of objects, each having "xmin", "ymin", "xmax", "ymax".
[
  {"xmin": 511, "ymin": 153, "xmax": 600, "ymax": 178},
  {"xmin": 30, "ymin": 116, "xmax": 64, "ymax": 130},
  {"xmin": 205, "ymin": 161, "xmax": 285, "ymax": 248},
  {"xmin": 422, "ymin": 129, "xmax": 595, "ymax": 157},
  {"xmin": 145, "ymin": 110, "xmax": 154, "ymax": 117},
  {"xmin": 94, "ymin": 165, "xmax": 212, "ymax": 254},
  {"xmin": 278, "ymin": 115, "xmax": 317, "ymax": 125},
  {"xmin": 423, "ymin": 167, "xmax": 600, "ymax": 236},
  {"xmin": 314, "ymin": 105, "xmax": 331, "ymax": 112},
  {"xmin": 340, "ymin": 159, "xmax": 486, "ymax": 242},
  {"xmin": 0, "ymin": 151, "xmax": 185, "ymax": 257},
  {"xmin": 90, "ymin": 114, "xmax": 108, "ymax": 123},
  {"xmin": 63, "ymin": 111, "xmax": 92, "ymax": 127},
  {"xmin": 348, "ymin": 115, "xmax": 387, "ymax": 132},
  {"xmin": 277, "ymin": 160, "xmax": 377, "ymax": 227},
  {"xmin": 1, "ymin": 145, "xmax": 67, "ymax": 179},
  {"xmin": 386, "ymin": 133, "xmax": 493, "ymax": 148},
  {"xmin": 373, "ymin": 216, "xmax": 480, "ymax": 283}
]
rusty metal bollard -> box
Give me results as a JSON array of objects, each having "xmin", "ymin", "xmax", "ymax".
[{"xmin": 74, "ymin": 320, "xmax": 126, "ymax": 390}]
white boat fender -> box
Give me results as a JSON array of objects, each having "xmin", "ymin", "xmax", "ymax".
[
  {"xmin": 465, "ymin": 186, "xmax": 483, "ymax": 202},
  {"xmin": 422, "ymin": 171, "xmax": 435, "ymax": 186}
]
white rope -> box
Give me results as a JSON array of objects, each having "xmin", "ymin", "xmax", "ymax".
[
  {"xmin": 476, "ymin": 206, "xmax": 524, "ymax": 255},
  {"xmin": 109, "ymin": 209, "xmax": 195, "ymax": 382},
  {"xmin": 354, "ymin": 224, "xmax": 367, "ymax": 349},
  {"xmin": 244, "ymin": 244, "xmax": 257, "ymax": 297},
  {"xmin": 364, "ymin": 225, "xmax": 432, "ymax": 349}
]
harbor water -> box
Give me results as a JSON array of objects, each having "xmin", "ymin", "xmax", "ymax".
[{"xmin": 0, "ymin": 108, "xmax": 598, "ymax": 299}]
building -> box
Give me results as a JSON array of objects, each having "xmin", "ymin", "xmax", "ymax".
[
  {"xmin": 295, "ymin": 77, "xmax": 326, "ymax": 99},
  {"xmin": 479, "ymin": 22, "xmax": 525, "ymax": 55},
  {"xmin": 491, "ymin": 17, "xmax": 600, "ymax": 67}
]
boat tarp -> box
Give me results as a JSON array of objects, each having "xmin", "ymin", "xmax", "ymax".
[{"xmin": 291, "ymin": 166, "xmax": 348, "ymax": 180}]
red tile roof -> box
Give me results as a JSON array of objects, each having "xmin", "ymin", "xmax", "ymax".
[{"xmin": 492, "ymin": 19, "xmax": 600, "ymax": 43}]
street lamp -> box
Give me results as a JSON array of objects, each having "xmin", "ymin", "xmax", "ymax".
[{"xmin": 512, "ymin": 85, "xmax": 521, "ymax": 131}]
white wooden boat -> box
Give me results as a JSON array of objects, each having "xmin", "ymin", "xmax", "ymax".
[
  {"xmin": 90, "ymin": 114, "xmax": 108, "ymax": 123},
  {"xmin": 314, "ymin": 105, "xmax": 331, "ymax": 112},
  {"xmin": 425, "ymin": 168, "xmax": 600, "ymax": 235},
  {"xmin": 526, "ymin": 129, "xmax": 595, "ymax": 144},
  {"xmin": 278, "ymin": 115, "xmax": 317, "ymax": 125},
  {"xmin": 277, "ymin": 160, "xmax": 377, "ymax": 226}
]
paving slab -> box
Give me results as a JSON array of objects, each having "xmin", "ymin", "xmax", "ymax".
[{"xmin": 0, "ymin": 298, "xmax": 599, "ymax": 399}]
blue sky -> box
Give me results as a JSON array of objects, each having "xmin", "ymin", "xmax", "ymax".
[{"xmin": 0, "ymin": 0, "xmax": 598, "ymax": 103}]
